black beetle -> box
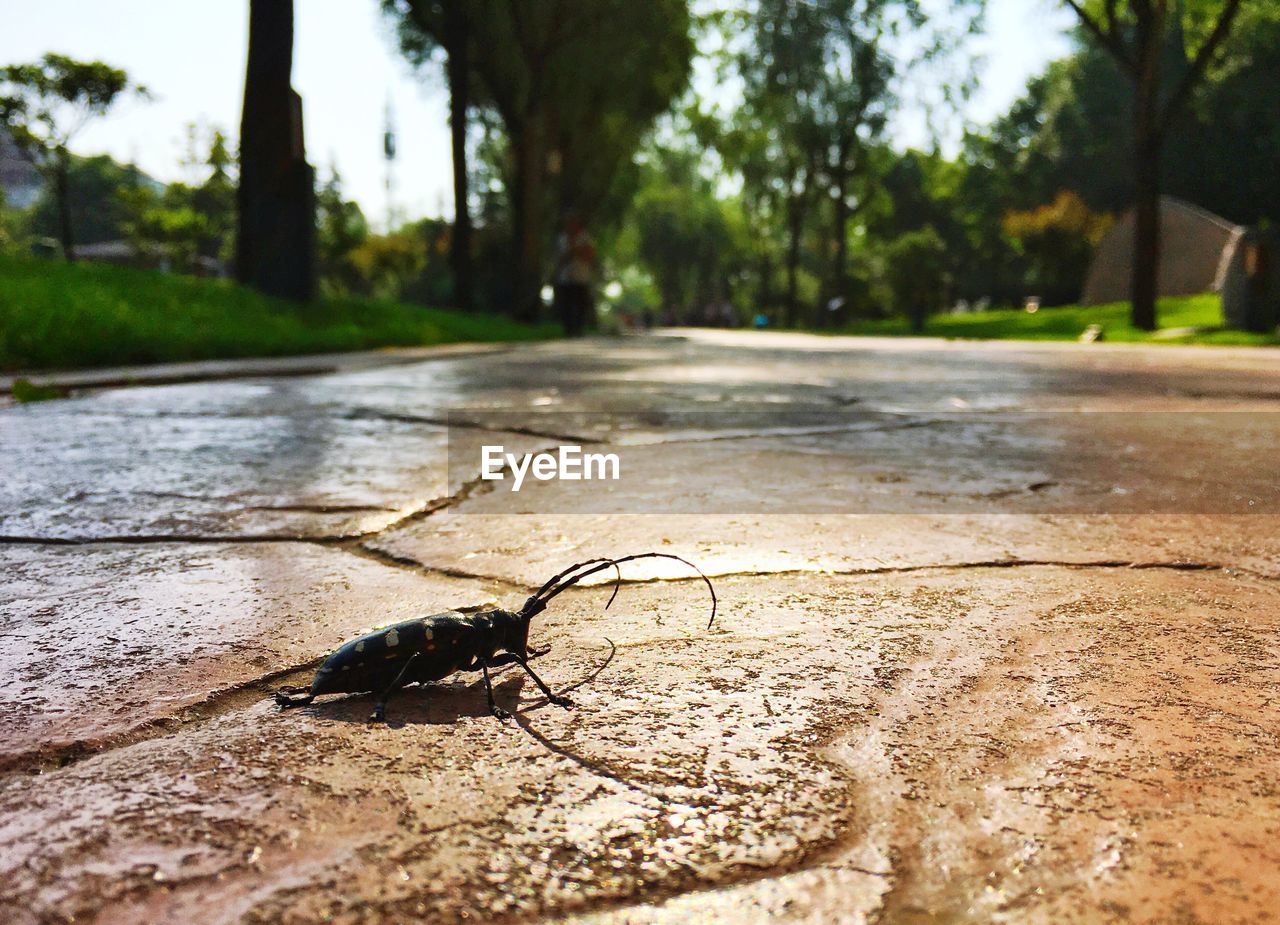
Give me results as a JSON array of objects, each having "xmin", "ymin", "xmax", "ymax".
[{"xmin": 274, "ymin": 552, "xmax": 717, "ymax": 722}]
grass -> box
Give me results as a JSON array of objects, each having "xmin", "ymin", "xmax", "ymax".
[
  {"xmin": 0, "ymin": 255, "xmax": 555, "ymax": 372},
  {"xmin": 837, "ymin": 294, "xmax": 1280, "ymax": 346}
]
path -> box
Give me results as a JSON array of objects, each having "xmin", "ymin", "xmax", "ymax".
[{"xmin": 2, "ymin": 330, "xmax": 1278, "ymax": 923}]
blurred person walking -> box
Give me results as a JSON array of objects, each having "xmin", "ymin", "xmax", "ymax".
[{"xmin": 553, "ymin": 214, "xmax": 595, "ymax": 337}]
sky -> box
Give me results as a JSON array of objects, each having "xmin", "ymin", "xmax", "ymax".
[{"xmin": 1, "ymin": 0, "xmax": 1075, "ymax": 227}]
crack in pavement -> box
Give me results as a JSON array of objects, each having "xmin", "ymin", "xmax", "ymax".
[
  {"xmin": 0, "ymin": 658, "xmax": 323, "ymax": 777},
  {"xmin": 0, "ymin": 534, "xmax": 1261, "ymax": 587},
  {"xmin": 0, "ymin": 438, "xmax": 567, "ymax": 550},
  {"xmin": 8, "ymin": 406, "xmax": 598, "ymax": 449},
  {"xmin": 353, "ymin": 556, "xmax": 1249, "ymax": 595},
  {"xmin": 241, "ymin": 503, "xmax": 404, "ymax": 514},
  {"xmin": 0, "ymin": 628, "xmax": 612, "ymax": 781},
  {"xmin": 612, "ymin": 415, "xmax": 944, "ymax": 446},
  {"xmin": 342, "ymin": 408, "xmax": 601, "ymax": 444},
  {"xmin": 1, "ymin": 557, "xmax": 1256, "ymax": 783},
  {"xmin": 343, "ymin": 542, "xmax": 531, "ymax": 594}
]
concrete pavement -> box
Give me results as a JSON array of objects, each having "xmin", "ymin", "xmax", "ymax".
[{"xmin": 2, "ymin": 330, "xmax": 1278, "ymax": 923}]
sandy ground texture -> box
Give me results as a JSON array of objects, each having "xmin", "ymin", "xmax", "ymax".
[{"xmin": 1, "ymin": 329, "xmax": 1278, "ymax": 924}]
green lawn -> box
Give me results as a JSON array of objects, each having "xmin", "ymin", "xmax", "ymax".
[
  {"xmin": 0, "ymin": 255, "xmax": 555, "ymax": 372},
  {"xmin": 838, "ymin": 294, "xmax": 1280, "ymax": 346}
]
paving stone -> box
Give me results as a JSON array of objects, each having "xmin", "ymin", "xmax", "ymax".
[
  {"xmin": 0, "ymin": 400, "xmax": 543, "ymax": 539},
  {"xmin": 5, "ymin": 332, "xmax": 1280, "ymax": 923},
  {"xmin": 0, "ymin": 542, "xmax": 497, "ymax": 769},
  {"xmin": 1, "ymin": 569, "xmax": 1276, "ymax": 924},
  {"xmin": 420, "ymin": 410, "xmax": 1280, "ymax": 516}
]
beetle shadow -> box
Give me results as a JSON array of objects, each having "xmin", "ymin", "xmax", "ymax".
[
  {"xmin": 285, "ymin": 640, "xmax": 657, "ymax": 795},
  {"xmin": 295, "ymin": 640, "xmax": 618, "ymax": 728},
  {"xmin": 508, "ymin": 639, "xmax": 662, "ymax": 798},
  {"xmin": 299, "ymin": 671, "xmax": 527, "ymax": 726}
]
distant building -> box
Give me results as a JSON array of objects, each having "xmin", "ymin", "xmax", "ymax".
[
  {"xmin": 1081, "ymin": 196, "xmax": 1241, "ymax": 306},
  {"xmin": 68, "ymin": 240, "xmax": 137, "ymax": 265},
  {"xmin": 1221, "ymin": 228, "xmax": 1280, "ymax": 332},
  {"xmin": 0, "ymin": 129, "xmax": 42, "ymax": 209}
]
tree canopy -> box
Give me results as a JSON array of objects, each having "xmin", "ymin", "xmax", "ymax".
[
  {"xmin": 384, "ymin": 0, "xmax": 693, "ymax": 320},
  {"xmin": 4, "ymin": 1, "xmax": 1278, "ymax": 337},
  {"xmin": 0, "ymin": 53, "xmax": 146, "ymax": 258},
  {"xmin": 1059, "ymin": 0, "xmax": 1247, "ymax": 328}
]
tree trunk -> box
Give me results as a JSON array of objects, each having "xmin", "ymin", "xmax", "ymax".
[
  {"xmin": 237, "ymin": 0, "xmax": 315, "ymax": 302},
  {"xmin": 757, "ymin": 252, "xmax": 772, "ymax": 318},
  {"xmin": 1129, "ymin": 9, "xmax": 1165, "ymax": 332},
  {"xmin": 783, "ymin": 172, "xmax": 810, "ymax": 329},
  {"xmin": 511, "ymin": 118, "xmax": 546, "ymax": 323},
  {"xmin": 828, "ymin": 165, "xmax": 850, "ymax": 329},
  {"xmin": 54, "ymin": 151, "xmax": 74, "ymax": 262},
  {"xmin": 445, "ymin": 8, "xmax": 474, "ymax": 311},
  {"xmin": 1131, "ymin": 131, "xmax": 1161, "ymax": 331},
  {"xmin": 784, "ymin": 209, "xmax": 801, "ymax": 328},
  {"xmin": 908, "ymin": 297, "xmax": 926, "ymax": 334}
]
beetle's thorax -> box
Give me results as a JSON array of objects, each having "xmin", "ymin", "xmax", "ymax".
[{"xmin": 486, "ymin": 608, "xmax": 530, "ymax": 657}]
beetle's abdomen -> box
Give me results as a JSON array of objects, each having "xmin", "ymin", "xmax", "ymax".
[{"xmin": 310, "ymin": 611, "xmax": 481, "ymax": 696}]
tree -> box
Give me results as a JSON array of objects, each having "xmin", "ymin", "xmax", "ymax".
[
  {"xmin": 119, "ymin": 124, "xmax": 236, "ymax": 272},
  {"xmin": 727, "ymin": 0, "xmax": 981, "ymax": 327},
  {"xmin": 1186, "ymin": 0, "xmax": 1280, "ymax": 224},
  {"xmin": 1061, "ymin": 0, "xmax": 1246, "ymax": 329},
  {"xmin": 0, "ymin": 54, "xmax": 146, "ymax": 260},
  {"xmin": 870, "ymin": 147, "xmax": 981, "ymax": 306},
  {"xmin": 315, "ymin": 166, "xmax": 370, "ymax": 295},
  {"xmin": 25, "ymin": 153, "xmax": 146, "ymax": 246},
  {"xmin": 969, "ymin": 3, "xmax": 1280, "ymax": 226},
  {"xmin": 484, "ymin": 0, "xmax": 691, "ymax": 322},
  {"xmin": 732, "ymin": 0, "xmax": 829, "ymax": 327},
  {"xmin": 884, "ymin": 226, "xmax": 948, "ymax": 332},
  {"xmin": 344, "ymin": 228, "xmax": 429, "ymax": 301},
  {"xmin": 237, "ymin": 0, "xmax": 316, "ymax": 301},
  {"xmin": 383, "ymin": 0, "xmax": 477, "ymax": 310},
  {"xmin": 549, "ymin": 2, "xmax": 694, "ymax": 228},
  {"xmin": 624, "ymin": 145, "xmax": 747, "ymax": 318},
  {"xmin": 1003, "ymin": 191, "xmax": 1114, "ymax": 304},
  {"xmin": 695, "ymin": 104, "xmax": 785, "ymax": 319},
  {"xmin": 0, "ymin": 189, "xmax": 22, "ymax": 254},
  {"xmin": 386, "ymin": 0, "xmax": 691, "ymax": 323},
  {"xmin": 808, "ymin": 2, "xmax": 896, "ymax": 325},
  {"xmin": 187, "ymin": 126, "xmax": 236, "ymax": 263}
]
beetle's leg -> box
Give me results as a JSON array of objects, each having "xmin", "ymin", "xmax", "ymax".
[
  {"xmin": 479, "ymin": 657, "xmax": 511, "ymax": 720},
  {"xmin": 370, "ymin": 654, "xmax": 420, "ymax": 724},
  {"xmin": 516, "ymin": 657, "xmax": 573, "ymax": 709},
  {"xmin": 274, "ymin": 688, "xmax": 314, "ymax": 709}
]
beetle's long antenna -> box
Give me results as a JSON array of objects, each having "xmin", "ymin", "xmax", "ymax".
[
  {"xmin": 531, "ymin": 553, "xmax": 718, "ymax": 630},
  {"xmin": 531, "ymin": 557, "xmax": 622, "ymax": 603},
  {"xmin": 520, "ymin": 557, "xmax": 623, "ymax": 620}
]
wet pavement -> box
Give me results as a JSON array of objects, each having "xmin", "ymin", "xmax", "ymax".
[{"xmin": 2, "ymin": 330, "xmax": 1279, "ymax": 924}]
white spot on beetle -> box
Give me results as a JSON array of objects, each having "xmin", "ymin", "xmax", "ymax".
[
  {"xmin": 421, "ymin": 625, "xmax": 434, "ymax": 640},
  {"xmin": 385, "ymin": 628, "xmax": 400, "ymax": 647},
  {"xmin": 355, "ymin": 641, "xmax": 365, "ymax": 653}
]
